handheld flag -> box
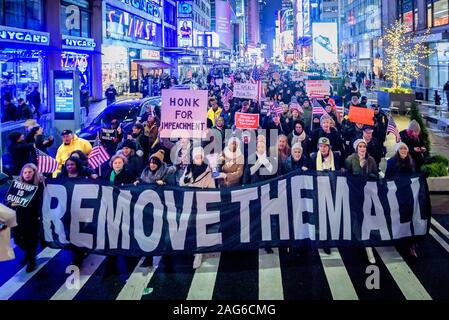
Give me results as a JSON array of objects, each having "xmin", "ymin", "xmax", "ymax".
[
  {"xmin": 88, "ymin": 145, "xmax": 110, "ymax": 169},
  {"xmin": 387, "ymin": 116, "xmax": 401, "ymax": 142},
  {"xmin": 36, "ymin": 149, "xmax": 58, "ymax": 173}
]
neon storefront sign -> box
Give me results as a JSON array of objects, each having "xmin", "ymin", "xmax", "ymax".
[
  {"xmin": 116, "ymin": 0, "xmax": 161, "ymax": 19},
  {"xmin": 0, "ymin": 26, "xmax": 49, "ymax": 45},
  {"xmin": 62, "ymin": 35, "xmax": 96, "ymax": 51},
  {"xmin": 106, "ymin": 5, "xmax": 159, "ymax": 44},
  {"xmin": 61, "ymin": 53, "xmax": 89, "ymax": 73}
]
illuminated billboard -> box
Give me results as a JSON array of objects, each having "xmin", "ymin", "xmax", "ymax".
[
  {"xmin": 178, "ymin": 19, "xmax": 193, "ymax": 47},
  {"xmin": 312, "ymin": 22, "xmax": 338, "ymax": 64}
]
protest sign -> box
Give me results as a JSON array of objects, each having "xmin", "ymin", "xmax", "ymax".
[
  {"xmin": 160, "ymin": 89, "xmax": 208, "ymax": 139},
  {"xmin": 233, "ymin": 83, "xmax": 258, "ymax": 100},
  {"xmin": 6, "ymin": 180, "xmax": 38, "ymax": 208},
  {"xmin": 100, "ymin": 128, "xmax": 117, "ymax": 141},
  {"xmin": 235, "ymin": 112, "xmax": 260, "ymax": 129},
  {"xmin": 348, "ymin": 106, "xmax": 375, "ymax": 126},
  {"xmin": 305, "ymin": 80, "xmax": 331, "ymax": 98}
]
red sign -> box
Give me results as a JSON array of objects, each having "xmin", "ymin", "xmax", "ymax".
[
  {"xmin": 235, "ymin": 112, "xmax": 260, "ymax": 129},
  {"xmin": 348, "ymin": 106, "xmax": 374, "ymax": 126}
]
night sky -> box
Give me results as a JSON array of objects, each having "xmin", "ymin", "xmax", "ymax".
[{"xmin": 261, "ymin": 0, "xmax": 281, "ymax": 59}]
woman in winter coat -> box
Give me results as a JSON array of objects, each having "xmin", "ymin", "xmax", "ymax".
[
  {"xmin": 309, "ymin": 114, "xmax": 344, "ymax": 154},
  {"xmin": 385, "ymin": 142, "xmax": 416, "ymax": 179},
  {"xmin": 104, "ymin": 154, "xmax": 134, "ymax": 186},
  {"xmin": 56, "ymin": 156, "xmax": 97, "ymax": 179},
  {"xmin": 179, "ymin": 147, "xmax": 215, "ymax": 268},
  {"xmin": 216, "ymin": 137, "xmax": 244, "ymax": 187},
  {"xmin": 135, "ymin": 150, "xmax": 176, "ymax": 186},
  {"xmin": 10, "ymin": 163, "xmax": 44, "ymax": 272},
  {"xmin": 245, "ymin": 140, "xmax": 275, "ymax": 184},
  {"xmin": 384, "ymin": 142, "xmax": 419, "ymax": 258},
  {"xmin": 117, "ymin": 139, "xmax": 144, "ymax": 181},
  {"xmin": 344, "ymin": 139, "xmax": 378, "ymax": 264},
  {"xmin": 399, "ymin": 120, "xmax": 426, "ymax": 172},
  {"xmin": 288, "ymin": 119, "xmax": 309, "ymax": 154},
  {"xmin": 344, "ymin": 139, "xmax": 378, "ymax": 179},
  {"xmin": 282, "ymin": 143, "xmax": 309, "ymax": 174}
]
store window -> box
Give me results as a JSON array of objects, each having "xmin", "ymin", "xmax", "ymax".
[
  {"xmin": 433, "ymin": 0, "xmax": 449, "ymax": 26},
  {"xmin": 164, "ymin": 1, "xmax": 176, "ymax": 25},
  {"xmin": 398, "ymin": 0, "xmax": 417, "ymax": 32},
  {"xmin": 0, "ymin": 0, "xmax": 44, "ymax": 30}
]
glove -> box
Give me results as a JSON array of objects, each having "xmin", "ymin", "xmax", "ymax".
[{"xmin": 214, "ymin": 172, "xmax": 227, "ymax": 179}]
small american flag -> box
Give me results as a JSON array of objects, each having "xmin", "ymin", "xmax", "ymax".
[
  {"xmin": 270, "ymin": 102, "xmax": 283, "ymax": 115},
  {"xmin": 335, "ymin": 106, "xmax": 344, "ymax": 117},
  {"xmin": 251, "ymin": 66, "xmax": 261, "ymax": 82},
  {"xmin": 387, "ymin": 116, "xmax": 401, "ymax": 142},
  {"xmin": 312, "ymin": 106, "xmax": 326, "ymax": 115},
  {"xmin": 36, "ymin": 149, "xmax": 59, "ymax": 173},
  {"xmin": 88, "ymin": 145, "xmax": 110, "ymax": 169},
  {"xmin": 222, "ymin": 86, "xmax": 233, "ymax": 104}
]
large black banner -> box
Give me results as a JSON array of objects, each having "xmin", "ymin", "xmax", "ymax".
[{"xmin": 42, "ymin": 172, "xmax": 432, "ymax": 256}]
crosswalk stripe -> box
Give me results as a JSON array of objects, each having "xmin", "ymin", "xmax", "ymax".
[
  {"xmin": 0, "ymin": 248, "xmax": 60, "ymax": 300},
  {"xmin": 430, "ymin": 229, "xmax": 449, "ymax": 253},
  {"xmin": 375, "ymin": 246, "xmax": 432, "ymax": 300},
  {"xmin": 431, "ymin": 218, "xmax": 449, "ymax": 240},
  {"xmin": 187, "ymin": 253, "xmax": 221, "ymax": 300},
  {"xmin": 319, "ymin": 248, "xmax": 358, "ymax": 300},
  {"xmin": 116, "ymin": 256, "xmax": 161, "ymax": 300},
  {"xmin": 50, "ymin": 254, "xmax": 106, "ymax": 300},
  {"xmin": 258, "ymin": 248, "xmax": 283, "ymax": 300}
]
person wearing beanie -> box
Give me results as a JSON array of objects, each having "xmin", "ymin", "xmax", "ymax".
[
  {"xmin": 282, "ymin": 142, "xmax": 309, "ymax": 174},
  {"xmin": 179, "ymin": 146, "xmax": 215, "ymax": 269},
  {"xmin": 399, "ymin": 119, "xmax": 426, "ymax": 171},
  {"xmin": 344, "ymin": 139, "xmax": 378, "ymax": 178},
  {"xmin": 310, "ymin": 113, "xmax": 344, "ymax": 154},
  {"xmin": 7, "ymin": 132, "xmax": 36, "ymax": 176},
  {"xmin": 135, "ymin": 149, "xmax": 176, "ymax": 186},
  {"xmin": 116, "ymin": 139, "xmax": 144, "ymax": 181},
  {"xmin": 384, "ymin": 141, "xmax": 419, "ymax": 258}
]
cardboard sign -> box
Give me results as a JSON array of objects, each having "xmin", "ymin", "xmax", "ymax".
[
  {"xmin": 160, "ymin": 89, "xmax": 208, "ymax": 139},
  {"xmin": 233, "ymin": 83, "xmax": 258, "ymax": 100},
  {"xmin": 100, "ymin": 128, "xmax": 117, "ymax": 141},
  {"xmin": 348, "ymin": 106, "xmax": 374, "ymax": 126},
  {"xmin": 305, "ymin": 80, "xmax": 331, "ymax": 98},
  {"xmin": 5, "ymin": 181, "xmax": 38, "ymax": 208},
  {"xmin": 235, "ymin": 112, "xmax": 260, "ymax": 129}
]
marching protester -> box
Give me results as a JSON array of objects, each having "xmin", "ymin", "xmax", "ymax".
[
  {"xmin": 104, "ymin": 154, "xmax": 134, "ymax": 186},
  {"xmin": 282, "ymin": 142, "xmax": 309, "ymax": 174},
  {"xmin": 10, "ymin": 163, "xmax": 45, "ymax": 272},
  {"xmin": 135, "ymin": 150, "xmax": 176, "ymax": 186},
  {"xmin": 399, "ymin": 120, "xmax": 427, "ymax": 172},
  {"xmin": 179, "ymin": 147, "xmax": 215, "ymax": 269},
  {"xmin": 216, "ymin": 137, "xmax": 244, "ymax": 187},
  {"xmin": 7, "ymin": 132, "xmax": 36, "ymax": 176},
  {"xmin": 385, "ymin": 142, "xmax": 419, "ymax": 258},
  {"xmin": 116, "ymin": 139, "xmax": 145, "ymax": 181},
  {"xmin": 310, "ymin": 137, "xmax": 342, "ymax": 172},
  {"xmin": 25, "ymin": 125, "xmax": 54, "ymax": 155}
]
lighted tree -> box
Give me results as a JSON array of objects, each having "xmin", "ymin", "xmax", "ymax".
[{"xmin": 382, "ymin": 20, "xmax": 433, "ymax": 89}]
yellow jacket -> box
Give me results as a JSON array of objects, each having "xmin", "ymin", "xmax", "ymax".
[
  {"xmin": 207, "ymin": 107, "xmax": 222, "ymax": 126},
  {"xmin": 54, "ymin": 135, "xmax": 92, "ymax": 177}
]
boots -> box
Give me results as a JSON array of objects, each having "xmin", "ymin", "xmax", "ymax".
[
  {"xmin": 323, "ymin": 247, "xmax": 331, "ymax": 254},
  {"xmin": 366, "ymin": 247, "xmax": 376, "ymax": 264},
  {"xmin": 26, "ymin": 257, "xmax": 36, "ymax": 273},
  {"xmin": 193, "ymin": 254, "xmax": 203, "ymax": 269}
]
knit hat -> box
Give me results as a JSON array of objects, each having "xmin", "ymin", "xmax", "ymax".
[
  {"xmin": 353, "ymin": 138, "xmax": 367, "ymax": 151},
  {"xmin": 395, "ymin": 141, "xmax": 409, "ymax": 153},
  {"xmin": 8, "ymin": 131, "xmax": 22, "ymax": 143},
  {"xmin": 149, "ymin": 149, "xmax": 165, "ymax": 163},
  {"xmin": 122, "ymin": 139, "xmax": 137, "ymax": 150},
  {"xmin": 28, "ymin": 125, "xmax": 41, "ymax": 137},
  {"xmin": 408, "ymin": 119, "xmax": 421, "ymax": 133},
  {"xmin": 320, "ymin": 114, "xmax": 332, "ymax": 126},
  {"xmin": 192, "ymin": 146, "xmax": 205, "ymax": 159},
  {"xmin": 291, "ymin": 142, "xmax": 303, "ymax": 152}
]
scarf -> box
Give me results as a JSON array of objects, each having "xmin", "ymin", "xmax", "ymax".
[
  {"xmin": 293, "ymin": 129, "xmax": 306, "ymax": 143},
  {"xmin": 250, "ymin": 152, "xmax": 273, "ymax": 175},
  {"xmin": 316, "ymin": 150, "xmax": 335, "ymax": 171},
  {"xmin": 110, "ymin": 169, "xmax": 122, "ymax": 183}
]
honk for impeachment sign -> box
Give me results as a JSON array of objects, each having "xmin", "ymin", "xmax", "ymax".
[
  {"xmin": 233, "ymin": 83, "xmax": 259, "ymax": 100},
  {"xmin": 160, "ymin": 89, "xmax": 208, "ymax": 139},
  {"xmin": 42, "ymin": 173, "xmax": 431, "ymax": 256}
]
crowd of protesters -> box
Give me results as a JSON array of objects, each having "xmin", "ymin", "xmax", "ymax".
[{"xmin": 2, "ymin": 66, "xmax": 427, "ymax": 272}]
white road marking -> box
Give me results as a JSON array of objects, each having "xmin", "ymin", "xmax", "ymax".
[{"xmin": 258, "ymin": 248, "xmax": 284, "ymax": 300}]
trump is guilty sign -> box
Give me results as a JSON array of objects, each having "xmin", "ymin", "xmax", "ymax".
[{"xmin": 160, "ymin": 89, "xmax": 208, "ymax": 139}]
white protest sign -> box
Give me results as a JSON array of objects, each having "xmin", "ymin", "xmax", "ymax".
[
  {"xmin": 305, "ymin": 80, "xmax": 331, "ymax": 98},
  {"xmin": 233, "ymin": 82, "xmax": 258, "ymax": 100},
  {"xmin": 160, "ymin": 89, "xmax": 208, "ymax": 139}
]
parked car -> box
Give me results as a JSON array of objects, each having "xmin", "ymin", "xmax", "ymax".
[{"xmin": 77, "ymin": 96, "xmax": 161, "ymax": 143}]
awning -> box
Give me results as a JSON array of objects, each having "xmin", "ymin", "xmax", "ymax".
[{"xmin": 132, "ymin": 59, "xmax": 173, "ymax": 69}]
